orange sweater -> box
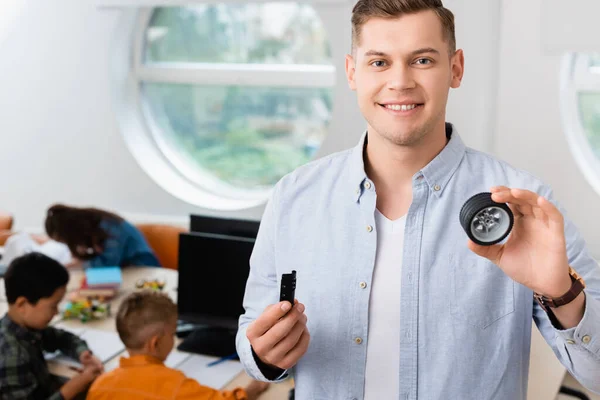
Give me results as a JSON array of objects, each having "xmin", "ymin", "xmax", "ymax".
[{"xmin": 87, "ymin": 354, "xmax": 247, "ymax": 400}]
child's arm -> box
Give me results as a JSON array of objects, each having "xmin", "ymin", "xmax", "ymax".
[
  {"xmin": 41, "ymin": 326, "xmax": 89, "ymax": 360},
  {"xmin": 176, "ymin": 378, "xmax": 248, "ymax": 400},
  {"xmin": 177, "ymin": 378, "xmax": 269, "ymax": 400},
  {"xmin": 59, "ymin": 364, "xmax": 102, "ymax": 400}
]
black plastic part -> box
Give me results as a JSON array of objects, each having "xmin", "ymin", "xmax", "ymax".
[
  {"xmin": 279, "ymin": 270, "xmax": 297, "ymax": 305},
  {"xmin": 459, "ymin": 192, "xmax": 514, "ymax": 246}
]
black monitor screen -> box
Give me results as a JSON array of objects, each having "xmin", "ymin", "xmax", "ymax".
[
  {"xmin": 189, "ymin": 215, "xmax": 259, "ymax": 239},
  {"xmin": 177, "ymin": 232, "xmax": 254, "ymax": 329}
]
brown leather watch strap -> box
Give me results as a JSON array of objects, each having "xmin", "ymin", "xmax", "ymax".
[{"xmin": 534, "ymin": 267, "xmax": 586, "ymax": 312}]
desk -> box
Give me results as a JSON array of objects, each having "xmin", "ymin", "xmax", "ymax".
[
  {"xmin": 48, "ymin": 267, "xmax": 293, "ymax": 400},
  {"xmin": 0, "ymin": 267, "xmax": 568, "ymax": 400}
]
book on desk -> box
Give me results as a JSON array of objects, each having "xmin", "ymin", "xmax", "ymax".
[{"xmin": 72, "ymin": 267, "xmax": 122, "ymax": 299}]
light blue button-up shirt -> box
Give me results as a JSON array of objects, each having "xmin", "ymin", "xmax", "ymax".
[{"xmin": 237, "ymin": 124, "xmax": 600, "ymax": 400}]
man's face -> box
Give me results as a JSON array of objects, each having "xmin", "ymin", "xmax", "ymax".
[
  {"xmin": 22, "ymin": 286, "xmax": 66, "ymax": 330},
  {"xmin": 346, "ymin": 10, "xmax": 464, "ymax": 146}
]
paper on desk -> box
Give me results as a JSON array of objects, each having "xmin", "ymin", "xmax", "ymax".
[
  {"xmin": 44, "ymin": 328, "xmax": 125, "ymax": 367},
  {"xmin": 80, "ymin": 329, "xmax": 125, "ymax": 363},
  {"xmin": 177, "ymin": 354, "xmax": 244, "ymax": 389}
]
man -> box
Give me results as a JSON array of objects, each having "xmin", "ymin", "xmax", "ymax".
[{"xmin": 236, "ymin": 0, "xmax": 600, "ymax": 399}]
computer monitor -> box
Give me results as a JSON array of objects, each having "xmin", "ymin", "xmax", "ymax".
[
  {"xmin": 189, "ymin": 214, "xmax": 260, "ymax": 239},
  {"xmin": 176, "ymin": 231, "xmax": 254, "ymax": 357}
]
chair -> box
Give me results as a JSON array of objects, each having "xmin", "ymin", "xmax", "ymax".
[
  {"xmin": 136, "ymin": 223, "xmax": 188, "ymax": 270},
  {"xmin": 0, "ymin": 212, "xmax": 13, "ymax": 231},
  {"xmin": 0, "ymin": 212, "xmax": 14, "ymax": 246}
]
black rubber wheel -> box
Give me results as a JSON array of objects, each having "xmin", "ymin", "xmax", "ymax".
[{"xmin": 459, "ymin": 192, "xmax": 514, "ymax": 246}]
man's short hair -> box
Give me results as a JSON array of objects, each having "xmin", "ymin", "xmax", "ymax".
[
  {"xmin": 116, "ymin": 291, "xmax": 177, "ymax": 350},
  {"xmin": 351, "ymin": 0, "xmax": 456, "ymax": 54},
  {"xmin": 4, "ymin": 252, "xmax": 69, "ymax": 304}
]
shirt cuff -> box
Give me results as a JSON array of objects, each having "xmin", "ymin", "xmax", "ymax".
[
  {"xmin": 554, "ymin": 291, "xmax": 600, "ymax": 355},
  {"xmin": 237, "ymin": 328, "xmax": 288, "ymax": 382},
  {"xmin": 76, "ymin": 343, "xmax": 90, "ymax": 358},
  {"xmin": 50, "ymin": 390, "xmax": 65, "ymax": 400}
]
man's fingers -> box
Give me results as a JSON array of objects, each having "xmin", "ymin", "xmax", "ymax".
[
  {"xmin": 263, "ymin": 303, "xmax": 305, "ymax": 345},
  {"xmin": 268, "ymin": 314, "xmax": 307, "ymax": 362},
  {"xmin": 247, "ymin": 301, "xmax": 294, "ymax": 339},
  {"xmin": 277, "ymin": 329, "xmax": 311, "ymax": 370},
  {"xmin": 467, "ymin": 239, "xmax": 503, "ymax": 264},
  {"xmin": 492, "ymin": 188, "xmax": 553, "ymax": 220},
  {"xmin": 493, "ymin": 188, "xmax": 541, "ymax": 207},
  {"xmin": 537, "ymin": 196, "xmax": 564, "ymax": 231},
  {"xmin": 250, "ymin": 303, "xmax": 306, "ymax": 356}
]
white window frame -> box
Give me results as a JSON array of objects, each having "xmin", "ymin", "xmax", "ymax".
[
  {"xmin": 110, "ymin": 5, "xmax": 336, "ymax": 210},
  {"xmin": 560, "ymin": 53, "xmax": 600, "ymax": 196}
]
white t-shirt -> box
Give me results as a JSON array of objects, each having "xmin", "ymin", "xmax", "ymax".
[{"xmin": 364, "ymin": 209, "xmax": 406, "ymax": 400}]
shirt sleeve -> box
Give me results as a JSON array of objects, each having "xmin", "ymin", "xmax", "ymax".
[
  {"xmin": 87, "ymin": 220, "xmax": 126, "ymax": 267},
  {"xmin": 235, "ymin": 182, "xmax": 290, "ymax": 383},
  {"xmin": 41, "ymin": 326, "xmax": 89, "ymax": 360},
  {"xmin": 176, "ymin": 377, "xmax": 247, "ymax": 400},
  {"xmin": 533, "ymin": 186, "xmax": 600, "ymax": 394}
]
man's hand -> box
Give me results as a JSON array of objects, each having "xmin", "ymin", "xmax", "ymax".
[
  {"xmin": 79, "ymin": 350, "xmax": 104, "ymax": 373},
  {"xmin": 467, "ymin": 187, "xmax": 572, "ymax": 296},
  {"xmin": 246, "ymin": 300, "xmax": 310, "ymax": 371},
  {"xmin": 467, "ymin": 186, "xmax": 586, "ymax": 328}
]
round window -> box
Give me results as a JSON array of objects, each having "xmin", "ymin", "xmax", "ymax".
[{"xmin": 134, "ymin": 5, "xmax": 335, "ymax": 204}]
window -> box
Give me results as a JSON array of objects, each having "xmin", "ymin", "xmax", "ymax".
[
  {"xmin": 561, "ymin": 53, "xmax": 600, "ymax": 194},
  {"xmin": 133, "ymin": 5, "xmax": 335, "ymax": 204}
]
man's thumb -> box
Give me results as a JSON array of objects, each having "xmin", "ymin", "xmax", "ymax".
[{"xmin": 467, "ymin": 239, "xmax": 502, "ymax": 264}]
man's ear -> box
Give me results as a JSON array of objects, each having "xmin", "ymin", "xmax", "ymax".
[
  {"xmin": 450, "ymin": 49, "xmax": 465, "ymax": 89},
  {"xmin": 345, "ymin": 54, "xmax": 357, "ymax": 91}
]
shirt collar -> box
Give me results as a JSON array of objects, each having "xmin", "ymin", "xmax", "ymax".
[
  {"xmin": 348, "ymin": 122, "xmax": 466, "ymax": 201},
  {"xmin": 1, "ymin": 314, "xmax": 43, "ymax": 342},
  {"xmin": 120, "ymin": 354, "xmax": 164, "ymax": 367}
]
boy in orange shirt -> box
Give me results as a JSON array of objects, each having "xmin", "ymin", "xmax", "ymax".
[{"xmin": 87, "ymin": 291, "xmax": 269, "ymax": 400}]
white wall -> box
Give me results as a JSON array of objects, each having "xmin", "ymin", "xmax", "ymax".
[
  {"xmin": 495, "ymin": 0, "xmax": 600, "ymax": 258},
  {"xmin": 1, "ymin": 0, "xmax": 502, "ymax": 232}
]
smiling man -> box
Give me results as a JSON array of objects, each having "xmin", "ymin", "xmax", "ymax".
[{"xmin": 236, "ymin": 1, "xmax": 600, "ymax": 399}]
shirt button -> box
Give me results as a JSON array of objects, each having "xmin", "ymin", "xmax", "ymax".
[
  {"xmin": 433, "ymin": 184, "xmax": 441, "ymax": 191},
  {"xmin": 566, "ymin": 339, "xmax": 576, "ymax": 344},
  {"xmin": 364, "ymin": 181, "xmax": 372, "ymax": 189},
  {"xmin": 359, "ymin": 281, "xmax": 367, "ymax": 289},
  {"xmin": 366, "ymin": 225, "xmax": 373, "ymax": 232},
  {"xmin": 582, "ymin": 335, "xmax": 591, "ymax": 344},
  {"xmin": 354, "ymin": 337, "xmax": 363, "ymax": 344}
]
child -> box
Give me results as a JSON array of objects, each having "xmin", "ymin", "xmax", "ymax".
[
  {"xmin": 0, "ymin": 252, "xmax": 104, "ymax": 399},
  {"xmin": 44, "ymin": 204, "xmax": 161, "ymax": 268},
  {"xmin": 87, "ymin": 291, "xmax": 270, "ymax": 400}
]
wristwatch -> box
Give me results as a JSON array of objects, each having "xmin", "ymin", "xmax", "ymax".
[{"xmin": 534, "ymin": 267, "xmax": 586, "ymax": 312}]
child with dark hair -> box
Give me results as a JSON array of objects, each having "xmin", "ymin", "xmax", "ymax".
[
  {"xmin": 44, "ymin": 203, "xmax": 161, "ymax": 268},
  {"xmin": 0, "ymin": 252, "xmax": 103, "ymax": 400}
]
